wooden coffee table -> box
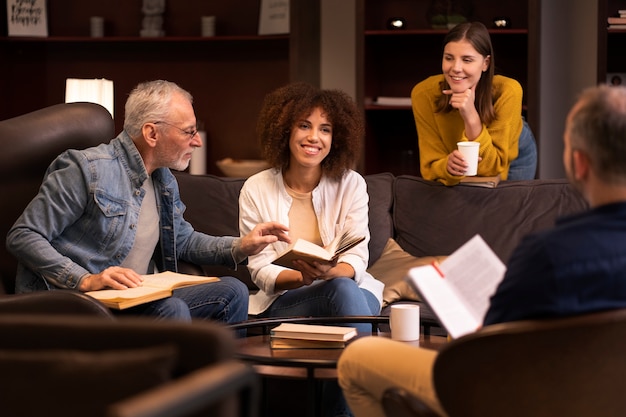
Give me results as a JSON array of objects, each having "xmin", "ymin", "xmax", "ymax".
[{"xmin": 231, "ymin": 317, "xmax": 448, "ymax": 417}]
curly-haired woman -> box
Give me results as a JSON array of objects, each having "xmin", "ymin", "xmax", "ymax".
[{"xmin": 239, "ymin": 82, "xmax": 383, "ymax": 331}]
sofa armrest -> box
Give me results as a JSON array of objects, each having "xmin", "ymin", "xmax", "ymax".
[
  {"xmin": 107, "ymin": 360, "xmax": 260, "ymax": 417},
  {"xmin": 0, "ymin": 291, "xmax": 114, "ymax": 319}
]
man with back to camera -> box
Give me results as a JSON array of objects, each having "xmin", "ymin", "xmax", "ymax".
[
  {"xmin": 338, "ymin": 84, "xmax": 626, "ymax": 416},
  {"xmin": 6, "ymin": 79, "xmax": 290, "ymax": 325}
]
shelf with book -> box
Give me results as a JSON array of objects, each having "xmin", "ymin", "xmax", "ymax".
[
  {"xmin": 0, "ymin": 0, "xmax": 317, "ymax": 176},
  {"xmin": 356, "ymin": 0, "xmax": 539, "ymax": 176},
  {"xmin": 598, "ymin": 1, "xmax": 626, "ymax": 85}
]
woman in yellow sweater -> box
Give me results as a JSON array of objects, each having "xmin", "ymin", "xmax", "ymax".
[{"xmin": 411, "ymin": 21, "xmax": 537, "ymax": 185}]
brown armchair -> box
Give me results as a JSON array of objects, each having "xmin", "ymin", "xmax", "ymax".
[
  {"xmin": 382, "ymin": 308, "xmax": 626, "ymax": 417},
  {"xmin": 0, "ymin": 290, "xmax": 114, "ymax": 318},
  {"xmin": 0, "ymin": 314, "xmax": 259, "ymax": 417},
  {"xmin": 0, "ymin": 102, "xmax": 115, "ymax": 294}
]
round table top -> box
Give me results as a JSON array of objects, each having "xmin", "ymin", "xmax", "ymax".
[{"xmin": 235, "ymin": 332, "xmax": 448, "ymax": 371}]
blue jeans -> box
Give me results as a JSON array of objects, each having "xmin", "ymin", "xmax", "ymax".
[
  {"xmin": 508, "ymin": 119, "xmax": 538, "ymax": 180},
  {"xmin": 115, "ymin": 276, "xmax": 249, "ymax": 332},
  {"xmin": 258, "ymin": 277, "xmax": 381, "ymax": 334}
]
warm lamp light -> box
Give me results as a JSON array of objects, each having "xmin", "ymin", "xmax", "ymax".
[{"xmin": 65, "ymin": 78, "xmax": 114, "ymax": 118}]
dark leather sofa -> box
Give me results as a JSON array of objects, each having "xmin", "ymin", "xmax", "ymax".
[{"xmin": 174, "ymin": 171, "xmax": 588, "ymax": 323}]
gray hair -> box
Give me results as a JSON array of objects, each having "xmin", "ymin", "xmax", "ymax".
[
  {"xmin": 123, "ymin": 80, "xmax": 193, "ymax": 138},
  {"xmin": 568, "ymin": 84, "xmax": 626, "ymax": 184}
]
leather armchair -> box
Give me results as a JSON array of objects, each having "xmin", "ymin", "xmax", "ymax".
[
  {"xmin": 0, "ymin": 290, "xmax": 114, "ymax": 318},
  {"xmin": 382, "ymin": 308, "xmax": 626, "ymax": 417},
  {"xmin": 0, "ymin": 102, "xmax": 115, "ymax": 294},
  {"xmin": 0, "ymin": 314, "xmax": 260, "ymax": 417}
]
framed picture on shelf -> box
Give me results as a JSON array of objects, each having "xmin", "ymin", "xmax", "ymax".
[
  {"xmin": 607, "ymin": 73, "xmax": 626, "ymax": 87},
  {"xmin": 258, "ymin": 0, "xmax": 289, "ymax": 35},
  {"xmin": 6, "ymin": 0, "xmax": 48, "ymax": 37}
]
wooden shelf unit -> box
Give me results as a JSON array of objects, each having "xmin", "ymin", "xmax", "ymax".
[
  {"xmin": 356, "ymin": 0, "xmax": 539, "ymax": 176},
  {"xmin": 598, "ymin": 0, "xmax": 626, "ymax": 85},
  {"xmin": 0, "ymin": 0, "xmax": 302, "ymax": 176}
]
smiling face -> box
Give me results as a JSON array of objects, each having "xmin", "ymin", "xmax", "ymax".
[
  {"xmin": 288, "ymin": 106, "xmax": 332, "ymax": 171},
  {"xmin": 442, "ymin": 39, "xmax": 490, "ymax": 93}
]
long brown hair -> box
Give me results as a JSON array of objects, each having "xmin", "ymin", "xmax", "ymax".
[{"xmin": 435, "ymin": 22, "xmax": 496, "ymax": 125}]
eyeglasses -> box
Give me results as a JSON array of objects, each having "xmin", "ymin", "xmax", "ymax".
[{"xmin": 153, "ymin": 121, "xmax": 198, "ymax": 140}]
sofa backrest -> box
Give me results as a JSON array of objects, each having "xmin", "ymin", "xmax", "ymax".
[
  {"xmin": 174, "ymin": 172, "xmax": 395, "ymax": 289},
  {"xmin": 393, "ymin": 176, "xmax": 589, "ymax": 263}
]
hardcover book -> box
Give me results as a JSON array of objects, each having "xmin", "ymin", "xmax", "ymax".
[
  {"xmin": 86, "ymin": 271, "xmax": 220, "ymax": 309},
  {"xmin": 270, "ymin": 323, "xmax": 357, "ymax": 342}
]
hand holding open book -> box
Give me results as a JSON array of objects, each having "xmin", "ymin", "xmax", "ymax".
[
  {"xmin": 272, "ymin": 232, "xmax": 365, "ymax": 269},
  {"xmin": 406, "ymin": 235, "xmax": 506, "ymax": 339},
  {"xmin": 86, "ymin": 271, "xmax": 220, "ymax": 309}
]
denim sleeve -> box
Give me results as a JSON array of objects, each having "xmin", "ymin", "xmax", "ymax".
[{"xmin": 6, "ymin": 151, "xmax": 92, "ymax": 289}]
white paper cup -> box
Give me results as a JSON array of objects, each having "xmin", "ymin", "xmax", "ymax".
[
  {"xmin": 201, "ymin": 16, "xmax": 216, "ymax": 37},
  {"xmin": 90, "ymin": 16, "xmax": 104, "ymax": 38},
  {"xmin": 457, "ymin": 141, "xmax": 480, "ymax": 176},
  {"xmin": 390, "ymin": 304, "xmax": 420, "ymax": 341}
]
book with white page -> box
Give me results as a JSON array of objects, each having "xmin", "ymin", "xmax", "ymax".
[
  {"xmin": 405, "ymin": 234, "xmax": 506, "ymax": 339},
  {"xmin": 272, "ymin": 232, "xmax": 365, "ymax": 269}
]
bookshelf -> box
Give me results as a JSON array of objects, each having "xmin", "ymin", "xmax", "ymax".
[
  {"xmin": 598, "ymin": 0, "xmax": 626, "ymax": 85},
  {"xmin": 0, "ymin": 0, "xmax": 319, "ymax": 176},
  {"xmin": 356, "ymin": 0, "xmax": 539, "ymax": 176}
]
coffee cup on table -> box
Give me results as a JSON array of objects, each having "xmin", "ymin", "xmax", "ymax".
[
  {"xmin": 390, "ymin": 304, "xmax": 420, "ymax": 341},
  {"xmin": 457, "ymin": 141, "xmax": 480, "ymax": 176}
]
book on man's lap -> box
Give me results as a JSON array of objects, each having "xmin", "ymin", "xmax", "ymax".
[{"xmin": 86, "ymin": 271, "xmax": 220, "ymax": 309}]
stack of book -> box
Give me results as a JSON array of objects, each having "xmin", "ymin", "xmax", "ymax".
[
  {"xmin": 608, "ymin": 10, "xmax": 626, "ymax": 29},
  {"xmin": 269, "ymin": 323, "xmax": 357, "ymax": 349}
]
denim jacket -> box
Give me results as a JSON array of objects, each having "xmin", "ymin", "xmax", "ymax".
[{"xmin": 7, "ymin": 132, "xmax": 237, "ymax": 293}]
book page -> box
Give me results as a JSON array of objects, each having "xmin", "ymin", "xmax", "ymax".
[
  {"xmin": 405, "ymin": 235, "xmax": 506, "ymax": 339},
  {"xmin": 438, "ymin": 235, "xmax": 506, "ymax": 324},
  {"xmin": 326, "ymin": 232, "xmax": 365, "ymax": 257},
  {"xmin": 141, "ymin": 271, "xmax": 219, "ymax": 290},
  {"xmin": 407, "ymin": 265, "xmax": 480, "ymax": 339},
  {"xmin": 87, "ymin": 286, "xmax": 165, "ymax": 302}
]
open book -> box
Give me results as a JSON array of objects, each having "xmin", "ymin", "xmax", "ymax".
[
  {"xmin": 405, "ymin": 235, "xmax": 506, "ymax": 339},
  {"xmin": 86, "ymin": 271, "xmax": 220, "ymax": 310},
  {"xmin": 272, "ymin": 232, "xmax": 365, "ymax": 269}
]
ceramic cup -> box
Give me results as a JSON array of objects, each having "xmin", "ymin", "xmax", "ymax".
[
  {"xmin": 90, "ymin": 16, "xmax": 104, "ymax": 38},
  {"xmin": 457, "ymin": 141, "xmax": 480, "ymax": 176},
  {"xmin": 390, "ymin": 304, "xmax": 420, "ymax": 341},
  {"xmin": 201, "ymin": 16, "xmax": 216, "ymax": 37}
]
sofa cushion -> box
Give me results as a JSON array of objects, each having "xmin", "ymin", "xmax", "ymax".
[
  {"xmin": 367, "ymin": 238, "xmax": 447, "ymax": 308},
  {"xmin": 393, "ymin": 177, "xmax": 589, "ymax": 263},
  {"xmin": 174, "ymin": 172, "xmax": 256, "ymax": 288},
  {"xmin": 364, "ymin": 173, "xmax": 395, "ymax": 266}
]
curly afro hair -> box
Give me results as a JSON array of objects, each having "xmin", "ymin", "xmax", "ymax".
[{"xmin": 256, "ymin": 82, "xmax": 364, "ymax": 180}]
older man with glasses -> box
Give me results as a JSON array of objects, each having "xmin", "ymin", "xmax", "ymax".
[{"xmin": 7, "ymin": 80, "xmax": 290, "ymax": 326}]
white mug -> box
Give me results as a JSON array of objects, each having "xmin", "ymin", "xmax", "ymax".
[
  {"xmin": 457, "ymin": 141, "xmax": 480, "ymax": 176},
  {"xmin": 390, "ymin": 304, "xmax": 420, "ymax": 341}
]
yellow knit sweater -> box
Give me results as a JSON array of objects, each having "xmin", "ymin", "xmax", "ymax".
[{"xmin": 411, "ymin": 74, "xmax": 523, "ymax": 185}]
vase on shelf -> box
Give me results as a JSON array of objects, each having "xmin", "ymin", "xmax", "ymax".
[
  {"xmin": 140, "ymin": 0, "xmax": 165, "ymax": 37},
  {"xmin": 427, "ymin": 0, "xmax": 472, "ymax": 29}
]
